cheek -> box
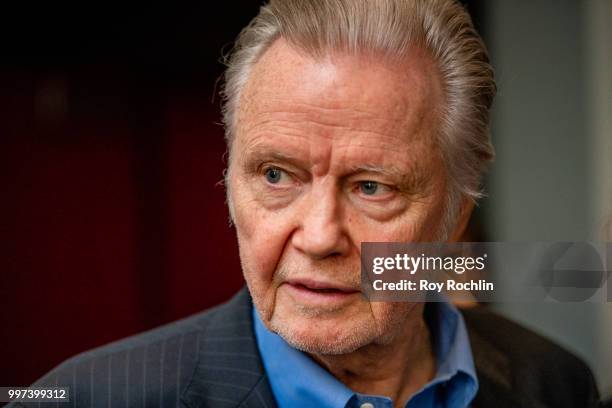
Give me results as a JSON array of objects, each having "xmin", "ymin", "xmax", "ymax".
[
  {"xmin": 230, "ymin": 173, "xmax": 295, "ymax": 287},
  {"xmin": 350, "ymin": 196, "xmax": 447, "ymax": 243},
  {"xmin": 347, "ymin": 205, "xmax": 421, "ymax": 243}
]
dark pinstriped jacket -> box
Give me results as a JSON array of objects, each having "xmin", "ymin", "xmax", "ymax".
[{"xmin": 9, "ymin": 287, "xmax": 600, "ymax": 408}]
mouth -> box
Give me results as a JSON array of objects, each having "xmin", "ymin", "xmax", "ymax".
[
  {"xmin": 282, "ymin": 278, "xmax": 360, "ymax": 306},
  {"xmin": 295, "ymin": 286, "xmax": 343, "ymax": 293},
  {"xmin": 287, "ymin": 277, "xmax": 359, "ymax": 292}
]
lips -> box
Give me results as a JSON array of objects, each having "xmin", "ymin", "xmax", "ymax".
[
  {"xmin": 285, "ymin": 278, "xmax": 359, "ymax": 294},
  {"xmin": 281, "ymin": 277, "xmax": 361, "ymax": 307}
]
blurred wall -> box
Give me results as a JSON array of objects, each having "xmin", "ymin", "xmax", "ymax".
[
  {"xmin": 0, "ymin": 72, "xmax": 246, "ymax": 385},
  {"xmin": 481, "ymin": 0, "xmax": 612, "ymax": 397}
]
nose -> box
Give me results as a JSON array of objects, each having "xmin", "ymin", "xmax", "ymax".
[{"xmin": 291, "ymin": 179, "xmax": 351, "ymax": 259}]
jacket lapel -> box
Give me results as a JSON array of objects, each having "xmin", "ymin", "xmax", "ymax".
[
  {"xmin": 180, "ymin": 288, "xmax": 277, "ymax": 408},
  {"xmin": 463, "ymin": 309, "xmax": 545, "ymax": 408}
]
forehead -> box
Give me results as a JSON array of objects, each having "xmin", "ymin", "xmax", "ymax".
[
  {"xmin": 238, "ymin": 39, "xmax": 442, "ymax": 142},
  {"xmin": 233, "ymin": 40, "xmax": 445, "ymax": 182}
]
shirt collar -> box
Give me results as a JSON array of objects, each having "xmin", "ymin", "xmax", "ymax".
[
  {"xmin": 421, "ymin": 300, "xmax": 479, "ymax": 407},
  {"xmin": 253, "ymin": 307, "xmax": 354, "ymax": 408},
  {"xmin": 253, "ymin": 300, "xmax": 478, "ymax": 408}
]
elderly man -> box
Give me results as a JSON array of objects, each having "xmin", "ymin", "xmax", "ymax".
[{"xmin": 12, "ymin": 0, "xmax": 600, "ymax": 407}]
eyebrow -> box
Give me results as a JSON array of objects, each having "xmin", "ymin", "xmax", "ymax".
[
  {"xmin": 241, "ymin": 146, "xmax": 309, "ymax": 170},
  {"xmin": 348, "ymin": 163, "xmax": 408, "ymax": 181}
]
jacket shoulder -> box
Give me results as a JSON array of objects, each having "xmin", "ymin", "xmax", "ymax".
[
  {"xmin": 461, "ymin": 306, "xmax": 600, "ymax": 408},
  {"xmin": 10, "ymin": 294, "xmax": 243, "ymax": 407}
]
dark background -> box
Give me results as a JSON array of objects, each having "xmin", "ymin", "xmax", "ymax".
[{"xmin": 1, "ymin": 0, "xmax": 490, "ymax": 386}]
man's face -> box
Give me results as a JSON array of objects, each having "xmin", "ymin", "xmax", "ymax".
[{"xmin": 228, "ymin": 39, "xmax": 449, "ymax": 354}]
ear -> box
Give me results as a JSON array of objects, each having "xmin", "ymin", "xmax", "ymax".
[{"xmin": 448, "ymin": 198, "xmax": 475, "ymax": 242}]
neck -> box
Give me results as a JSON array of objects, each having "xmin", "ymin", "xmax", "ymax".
[{"xmin": 309, "ymin": 305, "xmax": 435, "ymax": 407}]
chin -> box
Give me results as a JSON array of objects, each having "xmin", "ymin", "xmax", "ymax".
[{"xmin": 269, "ymin": 312, "xmax": 376, "ymax": 355}]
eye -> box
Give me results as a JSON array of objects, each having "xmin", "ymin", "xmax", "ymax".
[
  {"xmin": 356, "ymin": 180, "xmax": 394, "ymax": 199},
  {"xmin": 264, "ymin": 167, "xmax": 284, "ymax": 184},
  {"xmin": 359, "ymin": 180, "xmax": 380, "ymax": 195}
]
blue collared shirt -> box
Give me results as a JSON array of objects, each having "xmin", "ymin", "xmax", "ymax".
[{"xmin": 253, "ymin": 300, "xmax": 478, "ymax": 408}]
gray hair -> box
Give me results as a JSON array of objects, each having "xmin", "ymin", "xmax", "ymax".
[{"xmin": 221, "ymin": 0, "xmax": 496, "ymax": 239}]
